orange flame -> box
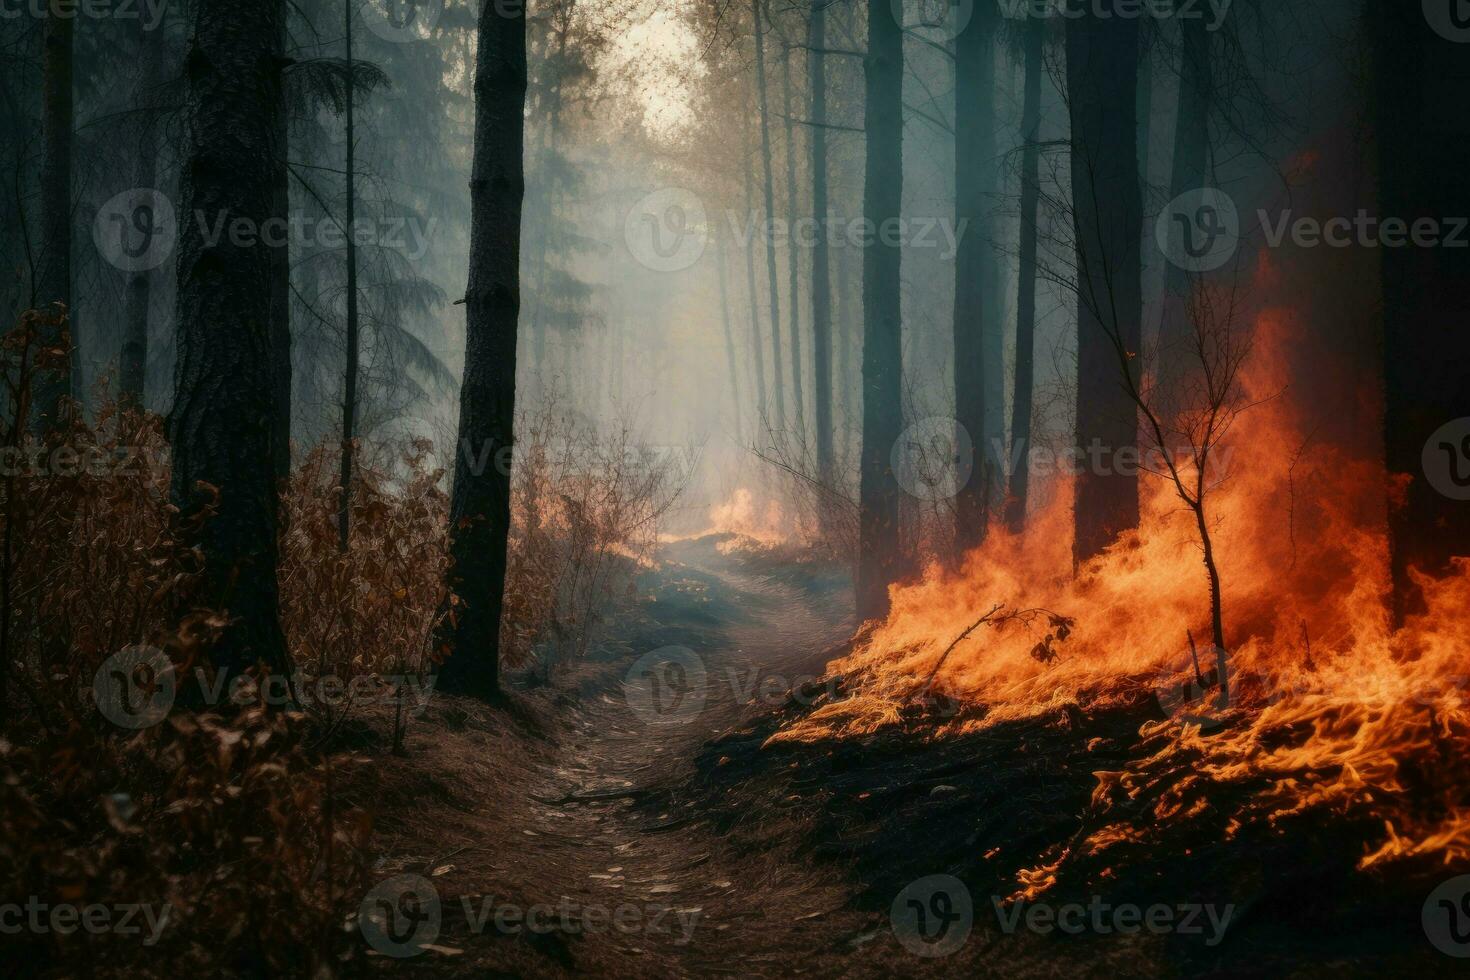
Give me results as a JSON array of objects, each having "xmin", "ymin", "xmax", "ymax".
[{"xmin": 774, "ymin": 298, "xmax": 1470, "ymax": 872}]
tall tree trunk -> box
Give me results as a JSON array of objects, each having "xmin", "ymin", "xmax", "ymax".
[
  {"xmin": 1157, "ymin": 6, "xmax": 1212, "ymax": 401},
  {"xmin": 121, "ymin": 22, "xmax": 164, "ymax": 410},
  {"xmin": 952, "ymin": 4, "xmax": 997, "ymax": 555},
  {"xmin": 170, "ymin": 0, "xmax": 290, "ymax": 676},
  {"xmin": 270, "ymin": 12, "xmax": 292, "ymax": 483},
  {"xmin": 781, "ymin": 38, "xmax": 805, "ymax": 442},
  {"xmin": 716, "ymin": 231, "xmax": 745, "ymax": 445},
  {"xmin": 1005, "ymin": 17, "xmax": 1045, "ymax": 533},
  {"xmin": 338, "ymin": 0, "xmax": 360, "ymax": 553},
  {"xmin": 742, "ymin": 100, "xmax": 769, "ymax": 430},
  {"xmin": 34, "ymin": 10, "xmax": 74, "ymax": 429},
  {"xmin": 436, "ymin": 0, "xmax": 527, "ymax": 698},
  {"xmin": 856, "ymin": 0, "xmax": 904, "ymax": 621},
  {"xmin": 526, "ymin": 16, "xmax": 571, "ymax": 403},
  {"xmin": 1067, "ymin": 4, "xmax": 1143, "ymax": 566},
  {"xmin": 808, "ymin": 0, "xmax": 834, "ymax": 490},
  {"xmin": 1376, "ymin": 1, "xmax": 1470, "ymax": 624},
  {"xmin": 752, "ymin": 0, "xmax": 786, "ymax": 432},
  {"xmin": 836, "ymin": 231, "xmax": 854, "ymax": 464}
]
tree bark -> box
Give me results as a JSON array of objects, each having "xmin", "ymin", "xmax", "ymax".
[
  {"xmin": 170, "ymin": 0, "xmax": 290, "ymax": 676},
  {"xmin": 808, "ymin": 0, "xmax": 835, "ymax": 490},
  {"xmin": 121, "ymin": 22, "xmax": 164, "ymax": 411},
  {"xmin": 856, "ymin": 0, "xmax": 905, "ymax": 620},
  {"xmin": 952, "ymin": 4, "xmax": 997, "ymax": 555},
  {"xmin": 338, "ymin": 0, "xmax": 360, "ymax": 552},
  {"xmin": 716, "ymin": 231, "xmax": 744, "ymax": 445},
  {"xmin": 1005, "ymin": 17, "xmax": 1045, "ymax": 533},
  {"xmin": 435, "ymin": 0, "xmax": 527, "ymax": 698},
  {"xmin": 781, "ymin": 38, "xmax": 805, "ymax": 442},
  {"xmin": 742, "ymin": 97, "xmax": 769, "ymax": 430},
  {"xmin": 34, "ymin": 10, "xmax": 74, "ymax": 428},
  {"xmin": 1375, "ymin": 1, "xmax": 1470, "ymax": 624},
  {"xmin": 270, "ymin": 11, "xmax": 292, "ymax": 483},
  {"xmin": 1157, "ymin": 6, "xmax": 1212, "ymax": 401},
  {"xmin": 1067, "ymin": 4, "xmax": 1143, "ymax": 566},
  {"xmin": 752, "ymin": 0, "xmax": 786, "ymax": 432}
]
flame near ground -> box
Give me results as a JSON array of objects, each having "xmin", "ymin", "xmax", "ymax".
[{"xmin": 771, "ymin": 278, "xmax": 1470, "ymax": 877}]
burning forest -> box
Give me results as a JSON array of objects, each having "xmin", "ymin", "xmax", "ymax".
[{"xmin": 1, "ymin": 0, "xmax": 1468, "ymax": 977}]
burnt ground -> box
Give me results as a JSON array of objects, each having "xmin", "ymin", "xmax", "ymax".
[{"xmin": 343, "ymin": 535, "xmax": 1462, "ymax": 978}]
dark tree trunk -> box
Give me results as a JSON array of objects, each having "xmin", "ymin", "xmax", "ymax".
[
  {"xmin": 1067, "ymin": 4, "xmax": 1143, "ymax": 566},
  {"xmin": 435, "ymin": 0, "xmax": 527, "ymax": 698},
  {"xmin": 1375, "ymin": 1, "xmax": 1470, "ymax": 624},
  {"xmin": 781, "ymin": 39, "xmax": 805, "ymax": 441},
  {"xmin": 743, "ymin": 100, "xmax": 769, "ymax": 429},
  {"xmin": 836, "ymin": 230, "xmax": 854, "ymax": 463},
  {"xmin": 121, "ymin": 22, "xmax": 164, "ymax": 410},
  {"xmin": 808, "ymin": 0, "xmax": 835, "ymax": 489},
  {"xmin": 716, "ymin": 232, "xmax": 744, "ymax": 444},
  {"xmin": 752, "ymin": 0, "xmax": 786, "ymax": 432},
  {"xmin": 1157, "ymin": 6, "xmax": 1212, "ymax": 400},
  {"xmin": 1005, "ymin": 17, "xmax": 1045, "ymax": 533},
  {"xmin": 856, "ymin": 0, "xmax": 904, "ymax": 621},
  {"xmin": 953, "ymin": 4, "xmax": 997, "ymax": 555},
  {"xmin": 270, "ymin": 13, "xmax": 292, "ymax": 483},
  {"xmin": 526, "ymin": 18, "xmax": 570, "ymax": 400},
  {"xmin": 34, "ymin": 10, "xmax": 74, "ymax": 428},
  {"xmin": 338, "ymin": 0, "xmax": 360, "ymax": 552},
  {"xmin": 170, "ymin": 0, "xmax": 290, "ymax": 676}
]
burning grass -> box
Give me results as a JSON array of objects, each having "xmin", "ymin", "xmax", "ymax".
[{"xmin": 771, "ymin": 292, "xmax": 1470, "ymax": 883}]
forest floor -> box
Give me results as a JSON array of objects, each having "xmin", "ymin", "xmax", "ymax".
[{"xmin": 339, "ymin": 535, "xmax": 1450, "ymax": 979}]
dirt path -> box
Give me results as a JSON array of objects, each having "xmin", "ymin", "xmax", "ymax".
[{"xmin": 361, "ymin": 536, "xmax": 882, "ymax": 978}]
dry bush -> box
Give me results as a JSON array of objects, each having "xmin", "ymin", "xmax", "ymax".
[
  {"xmin": 279, "ymin": 440, "xmax": 449, "ymax": 747},
  {"xmin": 749, "ymin": 421, "xmax": 859, "ymax": 565},
  {"xmin": 0, "ymin": 312, "xmax": 372, "ymax": 978},
  {"xmin": 501, "ymin": 402, "xmax": 688, "ymax": 676}
]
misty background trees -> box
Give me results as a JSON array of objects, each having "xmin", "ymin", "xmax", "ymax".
[{"xmin": 1, "ymin": 0, "xmax": 1466, "ymax": 691}]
